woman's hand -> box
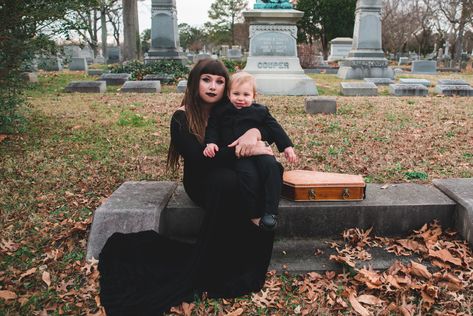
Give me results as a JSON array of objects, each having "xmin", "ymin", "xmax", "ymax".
[
  {"xmin": 245, "ymin": 141, "xmax": 274, "ymax": 157},
  {"xmin": 228, "ymin": 128, "xmax": 261, "ymax": 157}
]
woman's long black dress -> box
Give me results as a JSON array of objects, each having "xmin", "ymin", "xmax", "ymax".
[{"xmin": 98, "ymin": 110, "xmax": 275, "ymax": 316}]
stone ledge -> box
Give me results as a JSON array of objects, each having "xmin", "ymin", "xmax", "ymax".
[
  {"xmin": 164, "ymin": 183, "xmax": 455, "ymax": 239},
  {"xmin": 86, "ymin": 181, "xmax": 177, "ymax": 259},
  {"xmin": 433, "ymin": 178, "xmax": 473, "ymax": 248}
]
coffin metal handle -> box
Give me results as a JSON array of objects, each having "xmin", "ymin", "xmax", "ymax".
[
  {"xmin": 342, "ymin": 188, "xmax": 350, "ymax": 200},
  {"xmin": 308, "ymin": 188, "xmax": 316, "ymax": 200}
]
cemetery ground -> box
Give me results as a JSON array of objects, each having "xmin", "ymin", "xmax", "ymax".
[{"xmin": 1, "ymin": 70, "xmax": 473, "ymax": 315}]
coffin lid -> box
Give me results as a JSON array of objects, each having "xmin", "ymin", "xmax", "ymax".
[{"xmin": 283, "ymin": 170, "xmax": 365, "ymax": 187}]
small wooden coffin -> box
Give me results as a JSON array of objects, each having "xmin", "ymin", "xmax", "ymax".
[{"xmin": 282, "ymin": 170, "xmax": 366, "ymax": 201}]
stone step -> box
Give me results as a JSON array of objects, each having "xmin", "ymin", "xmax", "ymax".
[
  {"xmin": 270, "ymin": 237, "xmax": 423, "ymax": 273},
  {"xmin": 162, "ymin": 184, "xmax": 455, "ymax": 240}
]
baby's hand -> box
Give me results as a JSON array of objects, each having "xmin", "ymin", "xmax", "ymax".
[
  {"xmin": 284, "ymin": 147, "xmax": 297, "ymax": 163},
  {"xmin": 203, "ymin": 143, "xmax": 219, "ymax": 158}
]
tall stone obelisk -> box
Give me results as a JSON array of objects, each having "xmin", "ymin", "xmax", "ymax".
[
  {"xmin": 242, "ymin": 0, "xmax": 318, "ymax": 96},
  {"xmin": 145, "ymin": 0, "xmax": 186, "ymax": 64},
  {"xmin": 337, "ymin": 0, "xmax": 393, "ymax": 79}
]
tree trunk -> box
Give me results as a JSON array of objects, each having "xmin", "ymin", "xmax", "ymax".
[
  {"xmin": 101, "ymin": 4, "xmax": 108, "ymax": 59},
  {"xmin": 122, "ymin": 0, "xmax": 139, "ymax": 61}
]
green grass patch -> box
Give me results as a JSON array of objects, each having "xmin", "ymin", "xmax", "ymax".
[{"xmin": 404, "ymin": 171, "xmax": 428, "ymax": 180}]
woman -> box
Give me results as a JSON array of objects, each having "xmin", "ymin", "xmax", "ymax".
[{"xmin": 98, "ymin": 59, "xmax": 277, "ymax": 315}]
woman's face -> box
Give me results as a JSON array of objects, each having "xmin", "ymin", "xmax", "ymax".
[{"xmin": 199, "ymin": 74, "xmax": 226, "ymax": 105}]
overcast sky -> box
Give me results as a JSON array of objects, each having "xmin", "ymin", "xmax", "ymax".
[{"xmin": 138, "ymin": 0, "xmax": 257, "ymax": 32}]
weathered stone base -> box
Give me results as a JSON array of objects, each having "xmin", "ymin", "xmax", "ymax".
[
  {"xmin": 340, "ymin": 82, "xmax": 378, "ymax": 96},
  {"xmin": 251, "ymin": 74, "xmax": 318, "ymax": 96},
  {"xmin": 304, "ymin": 97, "xmax": 336, "ymax": 114},
  {"xmin": 435, "ymin": 85, "xmax": 473, "ymax": 96},
  {"xmin": 99, "ymin": 73, "xmax": 131, "ymax": 85},
  {"xmin": 121, "ymin": 81, "xmax": 161, "ymax": 93},
  {"xmin": 389, "ymin": 84, "xmax": 428, "ymax": 96},
  {"xmin": 399, "ymin": 78, "xmax": 431, "ymax": 87},
  {"xmin": 65, "ymin": 81, "xmax": 106, "ymax": 93},
  {"xmin": 337, "ymin": 66, "xmax": 394, "ymax": 80},
  {"xmin": 437, "ymin": 79, "xmax": 470, "ymax": 86}
]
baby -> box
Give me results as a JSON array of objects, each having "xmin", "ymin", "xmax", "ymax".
[{"xmin": 204, "ymin": 71, "xmax": 296, "ymax": 230}]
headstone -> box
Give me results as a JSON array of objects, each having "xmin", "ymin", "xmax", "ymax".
[
  {"xmin": 80, "ymin": 46, "xmax": 95, "ymax": 65},
  {"xmin": 337, "ymin": 0, "xmax": 394, "ymax": 80},
  {"xmin": 411, "ymin": 60, "xmax": 436, "ymax": 74},
  {"xmin": 437, "ymin": 48, "xmax": 444, "ymax": 60},
  {"xmin": 313, "ymin": 54, "xmax": 328, "ymax": 67},
  {"xmin": 364, "ymin": 78, "xmax": 394, "ymax": 85},
  {"xmin": 69, "ymin": 57, "xmax": 88, "ymax": 71},
  {"xmin": 193, "ymin": 53, "xmax": 211, "ymax": 63},
  {"xmin": 304, "ymin": 97, "xmax": 337, "ymax": 114},
  {"xmin": 437, "ymin": 79, "xmax": 470, "ymax": 86},
  {"xmin": 242, "ymin": 8, "xmax": 318, "ymax": 95},
  {"xmin": 94, "ymin": 54, "xmax": 106, "ymax": 64},
  {"xmin": 443, "ymin": 42, "xmax": 450, "ymax": 59},
  {"xmin": 107, "ymin": 46, "xmax": 121, "ymax": 64},
  {"xmin": 121, "ymin": 81, "xmax": 161, "ymax": 93},
  {"xmin": 220, "ymin": 45, "xmax": 229, "ymax": 57},
  {"xmin": 63, "ymin": 45, "xmax": 82, "ymax": 64},
  {"xmin": 327, "ymin": 37, "xmax": 353, "ymax": 62},
  {"xmin": 143, "ymin": 74, "xmax": 174, "ymax": 83},
  {"xmin": 399, "ymin": 78, "xmax": 431, "ymax": 87},
  {"xmin": 21, "ymin": 72, "xmax": 38, "ymax": 84},
  {"xmin": 227, "ymin": 48, "xmax": 243, "ymax": 61},
  {"xmin": 65, "ymin": 81, "xmax": 106, "ymax": 93},
  {"xmin": 389, "ymin": 84, "xmax": 428, "ymax": 96},
  {"xmin": 340, "ymin": 82, "xmax": 378, "ymax": 96},
  {"xmin": 38, "ymin": 57, "xmax": 63, "ymax": 71},
  {"xmin": 176, "ymin": 80, "xmax": 187, "ymax": 93},
  {"xmin": 435, "ymin": 85, "xmax": 473, "ymax": 97},
  {"xmin": 88, "ymin": 69, "xmax": 108, "ymax": 76},
  {"xmin": 398, "ymin": 57, "xmax": 410, "ymax": 65},
  {"xmin": 99, "ymin": 73, "xmax": 131, "ymax": 85},
  {"xmin": 145, "ymin": 0, "xmax": 187, "ymax": 65}
]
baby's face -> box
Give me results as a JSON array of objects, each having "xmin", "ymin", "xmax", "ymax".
[{"xmin": 229, "ymin": 82, "xmax": 254, "ymax": 109}]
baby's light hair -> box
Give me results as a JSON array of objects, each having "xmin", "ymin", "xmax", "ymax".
[{"xmin": 229, "ymin": 71, "xmax": 257, "ymax": 96}]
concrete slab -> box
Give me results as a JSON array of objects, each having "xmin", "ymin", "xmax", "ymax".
[
  {"xmin": 399, "ymin": 78, "xmax": 431, "ymax": 87},
  {"xmin": 364, "ymin": 78, "xmax": 394, "ymax": 85},
  {"xmin": 65, "ymin": 81, "xmax": 106, "ymax": 93},
  {"xmin": 435, "ymin": 85, "xmax": 473, "ymax": 96},
  {"xmin": 340, "ymin": 82, "xmax": 378, "ymax": 96},
  {"xmin": 389, "ymin": 84, "xmax": 428, "ymax": 96},
  {"xmin": 304, "ymin": 97, "xmax": 336, "ymax": 114},
  {"xmin": 121, "ymin": 80, "xmax": 161, "ymax": 93},
  {"xmin": 164, "ymin": 184, "xmax": 455, "ymax": 239},
  {"xmin": 99, "ymin": 73, "xmax": 131, "ymax": 85},
  {"xmin": 433, "ymin": 178, "xmax": 473, "ymax": 248},
  {"xmin": 437, "ymin": 79, "xmax": 470, "ymax": 86},
  {"xmin": 86, "ymin": 181, "xmax": 177, "ymax": 259}
]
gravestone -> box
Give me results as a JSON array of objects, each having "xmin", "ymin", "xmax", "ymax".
[
  {"xmin": 94, "ymin": 54, "xmax": 106, "ymax": 64},
  {"xmin": 398, "ymin": 57, "xmax": 410, "ymax": 65},
  {"xmin": 220, "ymin": 45, "xmax": 229, "ymax": 57},
  {"xmin": 65, "ymin": 81, "xmax": 106, "ymax": 93},
  {"xmin": 38, "ymin": 57, "xmax": 63, "ymax": 71},
  {"xmin": 99, "ymin": 73, "xmax": 131, "ymax": 85},
  {"xmin": 304, "ymin": 97, "xmax": 337, "ymax": 114},
  {"xmin": 327, "ymin": 37, "xmax": 353, "ymax": 62},
  {"xmin": 338, "ymin": 0, "xmax": 394, "ymax": 80},
  {"xmin": 69, "ymin": 57, "xmax": 88, "ymax": 71},
  {"xmin": 389, "ymin": 84, "xmax": 428, "ymax": 96},
  {"xmin": 227, "ymin": 48, "xmax": 243, "ymax": 61},
  {"xmin": 143, "ymin": 74, "xmax": 174, "ymax": 84},
  {"xmin": 21, "ymin": 72, "xmax": 38, "ymax": 84},
  {"xmin": 121, "ymin": 81, "xmax": 161, "ymax": 93},
  {"xmin": 242, "ymin": 6, "xmax": 318, "ymax": 95},
  {"xmin": 364, "ymin": 78, "xmax": 394, "ymax": 85},
  {"xmin": 399, "ymin": 78, "xmax": 431, "ymax": 87},
  {"xmin": 176, "ymin": 80, "xmax": 187, "ymax": 93},
  {"xmin": 340, "ymin": 82, "xmax": 378, "ymax": 96},
  {"xmin": 145, "ymin": 0, "xmax": 186, "ymax": 65},
  {"xmin": 63, "ymin": 45, "xmax": 81, "ymax": 64},
  {"xmin": 411, "ymin": 60, "xmax": 436, "ymax": 74},
  {"xmin": 435, "ymin": 85, "xmax": 473, "ymax": 97},
  {"xmin": 107, "ymin": 46, "xmax": 121, "ymax": 64},
  {"xmin": 437, "ymin": 79, "xmax": 469, "ymax": 86},
  {"xmin": 80, "ymin": 46, "xmax": 95, "ymax": 65},
  {"xmin": 193, "ymin": 53, "xmax": 211, "ymax": 63}
]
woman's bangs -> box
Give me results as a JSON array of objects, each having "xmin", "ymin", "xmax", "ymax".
[{"xmin": 200, "ymin": 60, "xmax": 228, "ymax": 78}]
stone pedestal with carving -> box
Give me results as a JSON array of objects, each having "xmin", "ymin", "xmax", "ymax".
[
  {"xmin": 243, "ymin": 10, "xmax": 318, "ymax": 96},
  {"xmin": 145, "ymin": 0, "xmax": 186, "ymax": 64},
  {"xmin": 337, "ymin": 0, "xmax": 393, "ymax": 80}
]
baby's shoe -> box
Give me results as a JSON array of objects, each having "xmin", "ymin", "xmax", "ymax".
[{"xmin": 259, "ymin": 214, "xmax": 277, "ymax": 231}]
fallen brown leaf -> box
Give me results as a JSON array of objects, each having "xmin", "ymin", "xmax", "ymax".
[
  {"xmin": 0, "ymin": 290, "xmax": 17, "ymax": 300},
  {"xmin": 42, "ymin": 271, "xmax": 51, "ymax": 287}
]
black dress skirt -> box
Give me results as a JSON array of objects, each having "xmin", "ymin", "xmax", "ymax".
[{"xmin": 98, "ymin": 110, "xmax": 275, "ymax": 315}]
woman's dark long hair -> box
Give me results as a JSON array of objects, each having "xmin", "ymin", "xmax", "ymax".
[{"xmin": 167, "ymin": 58, "xmax": 230, "ymax": 171}]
